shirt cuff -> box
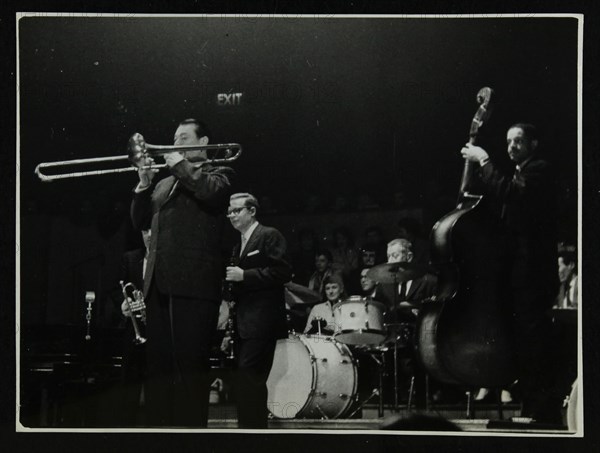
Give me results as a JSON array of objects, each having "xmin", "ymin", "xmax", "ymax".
[
  {"xmin": 134, "ymin": 182, "xmax": 151, "ymax": 193},
  {"xmin": 479, "ymin": 156, "xmax": 490, "ymax": 167}
]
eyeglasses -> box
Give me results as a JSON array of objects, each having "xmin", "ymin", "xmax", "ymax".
[{"xmin": 227, "ymin": 207, "xmax": 248, "ymax": 216}]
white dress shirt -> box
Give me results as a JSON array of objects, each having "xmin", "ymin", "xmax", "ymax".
[{"xmin": 240, "ymin": 220, "xmax": 259, "ymax": 256}]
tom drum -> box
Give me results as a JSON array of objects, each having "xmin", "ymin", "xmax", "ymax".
[{"xmin": 333, "ymin": 296, "xmax": 387, "ymax": 345}]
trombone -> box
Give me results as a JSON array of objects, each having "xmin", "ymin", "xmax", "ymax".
[{"xmin": 35, "ymin": 132, "xmax": 242, "ymax": 182}]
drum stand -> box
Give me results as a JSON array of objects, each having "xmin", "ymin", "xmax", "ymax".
[
  {"xmin": 389, "ymin": 275, "xmax": 416, "ymax": 413},
  {"xmin": 373, "ymin": 349, "xmax": 386, "ymax": 417},
  {"xmin": 392, "ymin": 273, "xmax": 401, "ymax": 412},
  {"xmin": 347, "ymin": 349, "xmax": 386, "ymax": 418}
]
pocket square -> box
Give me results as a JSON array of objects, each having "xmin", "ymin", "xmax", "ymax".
[{"xmin": 247, "ymin": 250, "xmax": 260, "ymax": 257}]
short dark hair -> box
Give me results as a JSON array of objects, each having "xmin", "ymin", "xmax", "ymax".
[
  {"xmin": 230, "ymin": 193, "xmax": 260, "ymax": 214},
  {"xmin": 509, "ymin": 123, "xmax": 538, "ymax": 141},
  {"xmin": 315, "ymin": 249, "xmax": 333, "ymax": 262},
  {"xmin": 558, "ymin": 250, "xmax": 577, "ymax": 270},
  {"xmin": 179, "ymin": 118, "xmax": 212, "ymax": 141},
  {"xmin": 322, "ymin": 273, "xmax": 345, "ymax": 292}
]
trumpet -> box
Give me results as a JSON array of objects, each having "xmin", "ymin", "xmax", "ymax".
[
  {"xmin": 120, "ymin": 280, "xmax": 147, "ymax": 345},
  {"xmin": 35, "ymin": 132, "xmax": 242, "ymax": 182}
]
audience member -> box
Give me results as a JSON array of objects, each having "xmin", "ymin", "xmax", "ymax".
[
  {"xmin": 396, "ymin": 217, "xmax": 430, "ymax": 266},
  {"xmin": 330, "ymin": 227, "xmax": 360, "ymax": 292},
  {"xmin": 359, "ymin": 267, "xmax": 377, "ymax": 298},
  {"xmin": 556, "ymin": 245, "xmax": 578, "ymax": 309},
  {"xmin": 291, "ymin": 228, "xmax": 320, "ymax": 287},
  {"xmin": 308, "ymin": 249, "xmax": 335, "ymax": 298},
  {"xmin": 361, "ymin": 226, "xmax": 387, "ymax": 265}
]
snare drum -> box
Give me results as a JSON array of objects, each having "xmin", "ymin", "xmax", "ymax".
[
  {"xmin": 333, "ymin": 296, "xmax": 387, "ymax": 345},
  {"xmin": 266, "ymin": 334, "xmax": 357, "ymax": 419}
]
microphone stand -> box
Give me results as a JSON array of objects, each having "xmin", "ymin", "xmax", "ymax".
[{"xmin": 84, "ymin": 291, "xmax": 95, "ymax": 341}]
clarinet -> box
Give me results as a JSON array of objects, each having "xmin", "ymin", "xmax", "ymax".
[{"xmin": 226, "ymin": 246, "xmax": 239, "ymax": 360}]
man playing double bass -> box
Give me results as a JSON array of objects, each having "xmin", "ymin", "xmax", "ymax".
[{"xmin": 461, "ymin": 123, "xmax": 561, "ymax": 424}]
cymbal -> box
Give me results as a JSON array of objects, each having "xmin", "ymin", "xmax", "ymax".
[
  {"xmin": 367, "ymin": 262, "xmax": 428, "ymax": 284},
  {"xmin": 284, "ymin": 282, "xmax": 322, "ymax": 307}
]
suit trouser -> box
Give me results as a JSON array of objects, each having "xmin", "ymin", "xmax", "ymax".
[
  {"xmin": 235, "ymin": 338, "xmax": 277, "ymax": 429},
  {"xmin": 144, "ymin": 282, "xmax": 219, "ymax": 427},
  {"xmin": 118, "ymin": 321, "xmax": 146, "ymax": 426},
  {"xmin": 512, "ymin": 284, "xmax": 562, "ymax": 422}
]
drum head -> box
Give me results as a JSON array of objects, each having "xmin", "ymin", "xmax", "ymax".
[
  {"xmin": 333, "ymin": 297, "xmax": 387, "ymax": 312},
  {"xmin": 267, "ymin": 336, "xmax": 313, "ymax": 419},
  {"xmin": 335, "ymin": 330, "xmax": 387, "ymax": 345}
]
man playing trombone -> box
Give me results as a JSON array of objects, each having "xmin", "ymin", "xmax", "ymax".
[{"xmin": 130, "ymin": 118, "xmax": 235, "ymax": 428}]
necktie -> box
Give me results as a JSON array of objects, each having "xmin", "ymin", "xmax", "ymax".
[
  {"xmin": 399, "ymin": 281, "xmax": 407, "ymax": 300},
  {"xmin": 240, "ymin": 235, "xmax": 248, "ymax": 256}
]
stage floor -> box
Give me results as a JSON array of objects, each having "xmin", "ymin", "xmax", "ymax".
[{"xmin": 204, "ymin": 403, "xmax": 573, "ymax": 434}]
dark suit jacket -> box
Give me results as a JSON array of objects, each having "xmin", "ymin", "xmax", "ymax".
[
  {"xmin": 232, "ymin": 223, "xmax": 292, "ymax": 339},
  {"xmin": 477, "ymin": 155, "xmax": 557, "ymax": 292},
  {"xmin": 131, "ymin": 160, "xmax": 234, "ymax": 300},
  {"xmin": 375, "ymin": 273, "xmax": 438, "ymax": 310}
]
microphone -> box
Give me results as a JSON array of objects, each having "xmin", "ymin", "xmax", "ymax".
[{"xmin": 84, "ymin": 291, "xmax": 95, "ymax": 341}]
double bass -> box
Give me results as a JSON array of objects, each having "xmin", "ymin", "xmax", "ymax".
[{"xmin": 416, "ymin": 87, "xmax": 517, "ymax": 387}]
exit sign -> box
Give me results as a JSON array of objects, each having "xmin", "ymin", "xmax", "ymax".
[{"xmin": 217, "ymin": 92, "xmax": 243, "ymax": 106}]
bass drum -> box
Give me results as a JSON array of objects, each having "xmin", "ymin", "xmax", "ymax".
[{"xmin": 267, "ymin": 334, "xmax": 357, "ymax": 419}]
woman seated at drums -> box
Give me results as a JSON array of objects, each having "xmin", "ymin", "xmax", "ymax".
[{"xmin": 304, "ymin": 273, "xmax": 346, "ymax": 335}]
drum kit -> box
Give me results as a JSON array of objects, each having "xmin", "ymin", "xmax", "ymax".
[{"xmin": 267, "ymin": 262, "xmax": 428, "ymax": 420}]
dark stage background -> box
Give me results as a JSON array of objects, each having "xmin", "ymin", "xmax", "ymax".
[{"xmin": 18, "ymin": 16, "xmax": 578, "ymax": 329}]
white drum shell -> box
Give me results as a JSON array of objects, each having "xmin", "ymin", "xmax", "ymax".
[
  {"xmin": 267, "ymin": 334, "xmax": 357, "ymax": 419},
  {"xmin": 566, "ymin": 379, "xmax": 578, "ymax": 432},
  {"xmin": 333, "ymin": 296, "xmax": 387, "ymax": 345}
]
